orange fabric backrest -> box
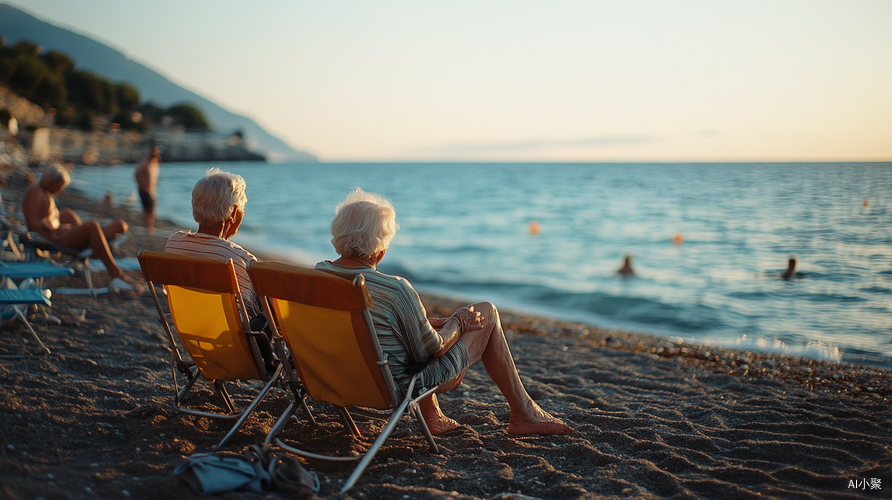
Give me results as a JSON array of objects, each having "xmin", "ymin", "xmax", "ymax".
[
  {"xmin": 138, "ymin": 251, "xmax": 262, "ymax": 381},
  {"xmin": 138, "ymin": 250, "xmax": 239, "ymax": 293},
  {"xmin": 249, "ymin": 262, "xmax": 392, "ymax": 408}
]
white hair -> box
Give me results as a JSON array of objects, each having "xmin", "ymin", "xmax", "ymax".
[
  {"xmin": 330, "ymin": 188, "xmax": 398, "ymax": 258},
  {"xmin": 191, "ymin": 168, "xmax": 247, "ymax": 225},
  {"xmin": 41, "ymin": 164, "xmax": 70, "ymax": 187}
]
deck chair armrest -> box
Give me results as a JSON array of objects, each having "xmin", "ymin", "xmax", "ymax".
[{"xmin": 25, "ymin": 232, "xmax": 91, "ymax": 258}]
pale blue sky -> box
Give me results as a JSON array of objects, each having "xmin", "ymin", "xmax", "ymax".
[{"xmin": 7, "ymin": 0, "xmax": 892, "ymax": 161}]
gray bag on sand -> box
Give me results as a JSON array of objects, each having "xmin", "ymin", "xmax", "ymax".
[{"xmin": 175, "ymin": 444, "xmax": 320, "ymax": 497}]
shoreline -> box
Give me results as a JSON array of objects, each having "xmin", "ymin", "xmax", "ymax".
[
  {"xmin": 56, "ymin": 161, "xmax": 892, "ymax": 371},
  {"xmin": 1, "ymin": 184, "xmax": 891, "ymax": 499},
  {"xmin": 25, "ymin": 185, "xmax": 892, "ymax": 384},
  {"xmin": 78, "ymin": 183, "xmax": 885, "ymax": 371}
]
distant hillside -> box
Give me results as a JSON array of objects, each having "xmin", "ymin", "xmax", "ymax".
[{"xmin": 0, "ymin": 3, "xmax": 317, "ymax": 163}]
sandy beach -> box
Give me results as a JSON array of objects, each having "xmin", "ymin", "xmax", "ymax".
[{"xmin": 1, "ymin": 185, "xmax": 891, "ymax": 500}]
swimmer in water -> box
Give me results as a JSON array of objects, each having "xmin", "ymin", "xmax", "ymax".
[
  {"xmin": 781, "ymin": 256, "xmax": 797, "ymax": 279},
  {"xmin": 618, "ymin": 254, "xmax": 634, "ymax": 276}
]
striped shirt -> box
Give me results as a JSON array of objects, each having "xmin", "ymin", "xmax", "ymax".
[
  {"xmin": 164, "ymin": 231, "xmax": 261, "ymax": 318},
  {"xmin": 315, "ymin": 260, "xmax": 469, "ymax": 393}
]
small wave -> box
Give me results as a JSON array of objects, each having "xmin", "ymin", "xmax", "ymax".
[
  {"xmin": 728, "ymin": 291, "xmax": 771, "ymax": 300},
  {"xmin": 381, "ymin": 262, "xmax": 724, "ymax": 334},
  {"xmin": 796, "ymin": 292, "xmax": 868, "ymax": 303},
  {"xmin": 698, "ymin": 335, "xmax": 844, "ymax": 364}
]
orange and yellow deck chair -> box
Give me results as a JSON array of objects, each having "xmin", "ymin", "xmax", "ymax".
[
  {"xmin": 247, "ymin": 261, "xmax": 440, "ymax": 492},
  {"xmin": 137, "ymin": 250, "xmax": 284, "ymax": 448}
]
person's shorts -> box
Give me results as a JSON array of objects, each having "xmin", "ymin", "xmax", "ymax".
[
  {"xmin": 418, "ymin": 340, "xmax": 470, "ymax": 389},
  {"xmin": 139, "ymin": 190, "xmax": 155, "ymax": 211}
]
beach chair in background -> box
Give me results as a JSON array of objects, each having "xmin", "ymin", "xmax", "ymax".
[
  {"xmin": 0, "ymin": 260, "xmax": 75, "ymax": 357},
  {"xmin": 20, "ymin": 230, "xmax": 129, "ymax": 296},
  {"xmin": 0, "ymin": 199, "xmax": 127, "ymax": 295},
  {"xmin": 21, "ymin": 232, "xmax": 97, "ymax": 292},
  {"xmin": 247, "ymin": 261, "xmax": 440, "ymax": 493},
  {"xmin": 137, "ymin": 250, "xmax": 284, "ymax": 448}
]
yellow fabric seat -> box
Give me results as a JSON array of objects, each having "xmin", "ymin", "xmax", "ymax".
[
  {"xmin": 138, "ymin": 250, "xmax": 284, "ymax": 448},
  {"xmin": 248, "ymin": 261, "xmax": 439, "ymax": 492}
]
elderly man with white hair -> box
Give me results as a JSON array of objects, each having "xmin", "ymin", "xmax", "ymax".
[
  {"xmin": 164, "ymin": 168, "xmax": 275, "ymax": 368},
  {"xmin": 21, "ymin": 164, "xmax": 144, "ymax": 293},
  {"xmin": 316, "ymin": 188, "xmax": 572, "ymax": 436}
]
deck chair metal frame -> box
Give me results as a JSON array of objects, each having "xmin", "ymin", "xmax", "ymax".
[
  {"xmin": 247, "ymin": 261, "xmax": 440, "ymax": 492},
  {"xmin": 137, "ymin": 250, "xmax": 284, "ymax": 448},
  {"xmin": 0, "ymin": 261, "xmax": 75, "ymax": 357},
  {"xmin": 23, "ymin": 232, "xmax": 97, "ymax": 292}
]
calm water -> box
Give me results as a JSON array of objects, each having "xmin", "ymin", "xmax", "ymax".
[{"xmin": 71, "ymin": 162, "xmax": 892, "ymax": 367}]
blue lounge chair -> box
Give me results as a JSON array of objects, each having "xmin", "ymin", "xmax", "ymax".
[
  {"xmin": 2, "ymin": 204, "xmax": 128, "ymax": 295},
  {"xmin": 0, "ymin": 261, "xmax": 74, "ymax": 357}
]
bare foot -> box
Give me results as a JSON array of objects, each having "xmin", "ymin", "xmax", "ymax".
[
  {"xmin": 424, "ymin": 413, "xmax": 461, "ymax": 435},
  {"xmin": 110, "ymin": 274, "xmax": 145, "ymax": 295},
  {"xmin": 418, "ymin": 394, "xmax": 461, "ymax": 435},
  {"xmin": 507, "ymin": 416, "xmax": 572, "ymax": 435},
  {"xmin": 507, "ymin": 402, "xmax": 572, "ymax": 435}
]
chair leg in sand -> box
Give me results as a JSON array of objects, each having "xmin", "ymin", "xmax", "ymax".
[{"xmin": 0, "ymin": 261, "xmax": 75, "ymax": 357}]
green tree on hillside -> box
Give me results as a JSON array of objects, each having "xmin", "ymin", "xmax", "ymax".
[
  {"xmin": 0, "ymin": 38, "xmax": 213, "ymax": 132},
  {"xmin": 41, "ymin": 50, "xmax": 74, "ymax": 74},
  {"xmin": 0, "ymin": 40, "xmax": 67, "ymax": 110},
  {"xmin": 167, "ymin": 103, "xmax": 211, "ymax": 130}
]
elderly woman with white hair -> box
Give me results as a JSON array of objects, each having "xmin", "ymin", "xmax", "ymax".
[
  {"xmin": 165, "ymin": 168, "xmax": 274, "ymax": 367},
  {"xmin": 316, "ymin": 188, "xmax": 572, "ymax": 436}
]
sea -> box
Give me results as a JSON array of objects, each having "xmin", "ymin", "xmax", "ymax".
[{"xmin": 69, "ymin": 162, "xmax": 892, "ymax": 368}]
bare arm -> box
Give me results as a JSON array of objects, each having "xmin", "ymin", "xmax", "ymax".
[
  {"xmin": 432, "ymin": 305, "xmax": 483, "ymax": 357},
  {"xmin": 429, "ymin": 317, "xmax": 448, "ymax": 328}
]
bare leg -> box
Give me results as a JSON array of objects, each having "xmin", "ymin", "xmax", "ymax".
[
  {"xmin": 63, "ymin": 209, "xmax": 127, "ymax": 243},
  {"xmin": 143, "ymin": 209, "xmax": 155, "ymax": 235},
  {"xmin": 422, "ymin": 302, "xmax": 571, "ymax": 435},
  {"xmin": 59, "ymin": 208, "xmax": 81, "ymax": 226},
  {"xmin": 53, "ymin": 221, "xmax": 143, "ymax": 292},
  {"xmin": 102, "ymin": 220, "xmax": 128, "ymax": 242},
  {"xmin": 418, "ymin": 393, "xmax": 461, "ymax": 435}
]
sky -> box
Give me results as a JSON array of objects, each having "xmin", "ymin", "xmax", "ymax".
[{"xmin": 6, "ymin": 0, "xmax": 892, "ymax": 162}]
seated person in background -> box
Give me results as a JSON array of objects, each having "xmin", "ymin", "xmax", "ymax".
[
  {"xmin": 22, "ymin": 164, "xmax": 144, "ymax": 293},
  {"xmin": 164, "ymin": 168, "xmax": 274, "ymax": 368},
  {"xmin": 316, "ymin": 188, "xmax": 572, "ymax": 436},
  {"xmin": 617, "ymin": 254, "xmax": 634, "ymax": 276}
]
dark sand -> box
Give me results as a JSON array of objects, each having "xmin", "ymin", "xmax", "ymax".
[{"xmin": 1, "ymin": 187, "xmax": 891, "ymax": 500}]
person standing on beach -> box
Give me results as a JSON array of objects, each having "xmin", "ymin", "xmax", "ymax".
[
  {"xmin": 21, "ymin": 165, "xmax": 144, "ymax": 293},
  {"xmin": 134, "ymin": 146, "xmax": 160, "ymax": 234},
  {"xmin": 317, "ymin": 188, "xmax": 572, "ymax": 436}
]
